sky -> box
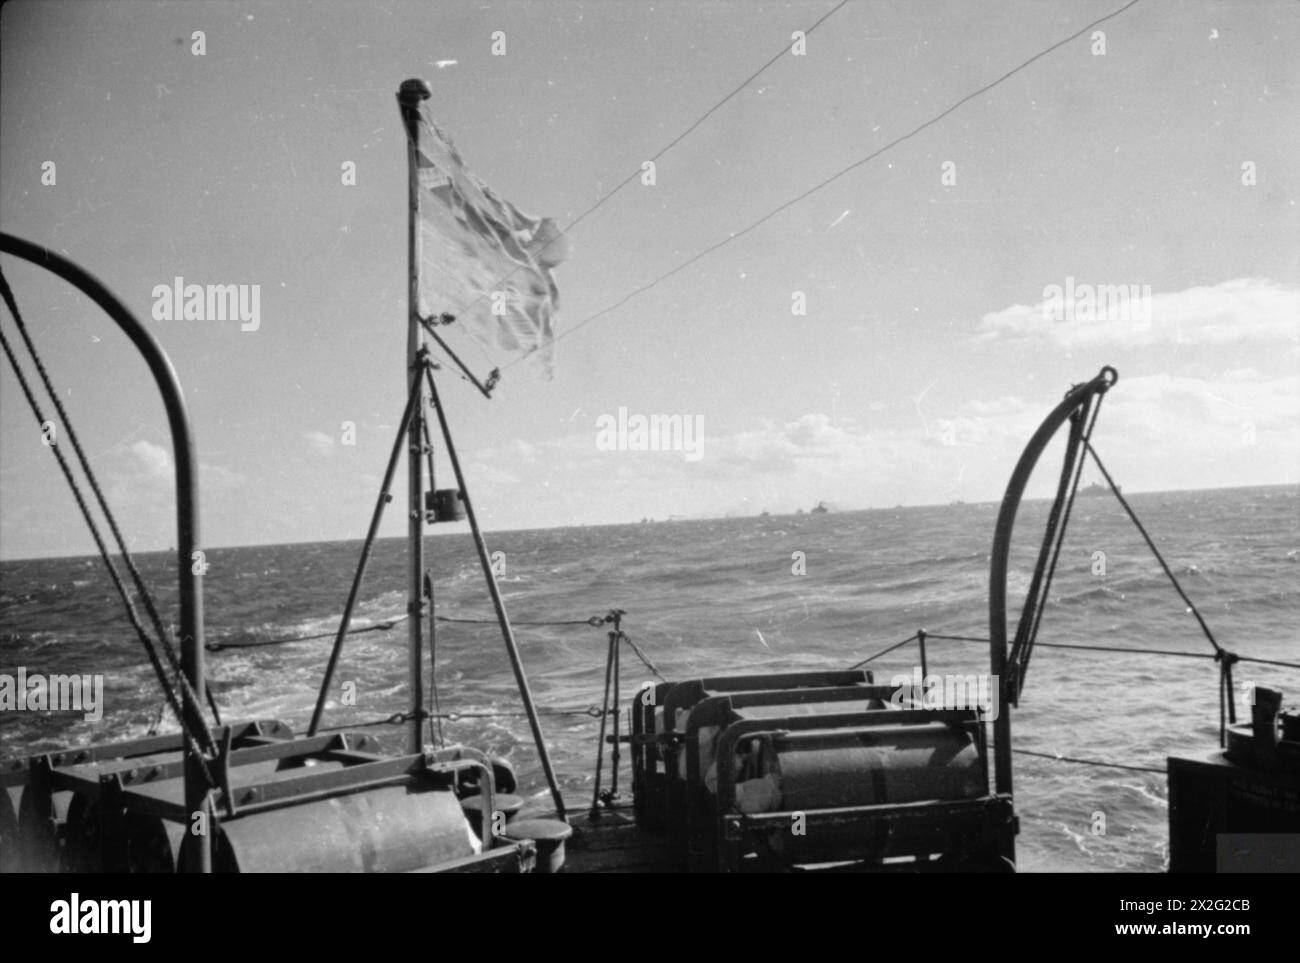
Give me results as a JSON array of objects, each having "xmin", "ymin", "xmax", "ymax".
[{"xmin": 0, "ymin": 0, "xmax": 1297, "ymax": 560}]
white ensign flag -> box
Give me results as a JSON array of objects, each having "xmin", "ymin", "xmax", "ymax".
[{"xmin": 414, "ymin": 105, "xmax": 571, "ymax": 378}]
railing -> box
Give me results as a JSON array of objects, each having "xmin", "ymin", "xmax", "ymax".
[{"xmin": 0, "ymin": 232, "xmax": 211, "ymax": 871}]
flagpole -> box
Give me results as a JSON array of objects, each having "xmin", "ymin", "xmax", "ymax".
[
  {"xmin": 398, "ymin": 78, "xmax": 431, "ymax": 755},
  {"xmin": 396, "ymin": 77, "xmax": 568, "ymax": 820}
]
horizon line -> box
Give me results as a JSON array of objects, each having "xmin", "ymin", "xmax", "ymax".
[{"xmin": 2, "ymin": 480, "xmax": 1294, "ymax": 565}]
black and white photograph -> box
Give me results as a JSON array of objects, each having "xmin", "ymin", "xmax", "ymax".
[{"xmin": 0, "ymin": 0, "xmax": 1296, "ymax": 926}]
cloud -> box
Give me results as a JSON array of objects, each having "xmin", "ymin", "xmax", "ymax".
[
  {"xmin": 129, "ymin": 440, "xmax": 172, "ymax": 479},
  {"xmin": 464, "ymin": 368, "xmax": 1297, "ymax": 526},
  {"xmin": 1101, "ymin": 371, "xmax": 1298, "ymax": 440},
  {"xmin": 304, "ymin": 430, "xmax": 336, "ymax": 456},
  {"xmin": 200, "ymin": 462, "xmax": 245, "ymax": 493},
  {"xmin": 784, "ymin": 413, "xmax": 844, "ymax": 447},
  {"xmin": 976, "ymin": 278, "xmax": 1299, "ymax": 348}
]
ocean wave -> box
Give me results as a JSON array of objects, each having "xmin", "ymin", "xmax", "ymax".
[{"xmin": 2, "ymin": 484, "xmax": 1295, "ymax": 876}]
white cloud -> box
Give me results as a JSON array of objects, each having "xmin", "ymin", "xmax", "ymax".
[
  {"xmin": 129, "ymin": 440, "xmax": 171, "ymax": 479},
  {"xmin": 1101, "ymin": 371, "xmax": 1298, "ymax": 439},
  {"xmin": 466, "ymin": 368, "xmax": 1297, "ymax": 526},
  {"xmin": 784, "ymin": 413, "xmax": 844, "ymax": 447},
  {"xmin": 976, "ymin": 278, "xmax": 1299, "ymax": 348},
  {"xmin": 304, "ymin": 430, "xmax": 336, "ymax": 456},
  {"xmin": 201, "ymin": 462, "xmax": 245, "ymax": 492}
]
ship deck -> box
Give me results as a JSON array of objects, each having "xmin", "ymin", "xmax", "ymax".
[{"xmin": 559, "ymin": 803, "xmax": 677, "ymax": 874}]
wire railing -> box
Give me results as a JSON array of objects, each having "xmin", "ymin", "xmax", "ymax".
[{"xmin": 191, "ymin": 605, "xmax": 1299, "ymax": 782}]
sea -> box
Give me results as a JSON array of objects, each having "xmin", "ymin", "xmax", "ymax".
[{"xmin": 2, "ymin": 484, "xmax": 1296, "ymax": 872}]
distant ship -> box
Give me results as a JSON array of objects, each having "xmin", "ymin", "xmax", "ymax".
[
  {"xmin": 811, "ymin": 501, "xmax": 829, "ymax": 514},
  {"xmin": 1078, "ymin": 481, "xmax": 1114, "ymax": 497}
]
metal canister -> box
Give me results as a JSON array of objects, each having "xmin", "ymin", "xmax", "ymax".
[
  {"xmin": 766, "ymin": 722, "xmax": 986, "ymax": 811},
  {"xmin": 181, "ymin": 784, "xmax": 477, "ymax": 872},
  {"xmin": 431, "ymin": 489, "xmax": 465, "ymax": 523}
]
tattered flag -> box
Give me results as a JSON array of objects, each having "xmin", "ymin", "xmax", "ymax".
[{"xmin": 413, "ymin": 105, "xmax": 570, "ymax": 378}]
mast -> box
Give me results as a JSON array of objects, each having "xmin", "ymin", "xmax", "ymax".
[
  {"xmin": 399, "ymin": 79, "xmax": 431, "ymax": 755},
  {"xmin": 396, "ymin": 78, "xmax": 569, "ymax": 820}
]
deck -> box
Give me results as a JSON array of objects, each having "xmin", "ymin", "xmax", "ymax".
[{"xmin": 561, "ymin": 803, "xmax": 677, "ymax": 873}]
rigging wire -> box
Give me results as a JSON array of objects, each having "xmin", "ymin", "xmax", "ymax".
[
  {"xmin": 204, "ymin": 610, "xmax": 609, "ymax": 650},
  {"xmin": 437, "ymin": 0, "xmax": 853, "ymax": 338},
  {"xmin": 850, "ymin": 632, "xmax": 1299, "ymax": 671},
  {"xmin": 435, "ymin": 614, "xmax": 605, "ymax": 626},
  {"xmin": 0, "ymin": 297, "xmax": 217, "ymax": 775},
  {"xmin": 1085, "ymin": 442, "xmax": 1224, "ymax": 658},
  {"xmin": 847, "ymin": 632, "xmax": 921, "ymax": 669},
  {"xmin": 205, "ymin": 615, "xmax": 410, "ymax": 650},
  {"xmin": 314, "ymin": 710, "xmax": 1167, "ymax": 775},
  {"xmin": 621, "ymin": 632, "xmax": 666, "ymax": 681},
  {"xmin": 207, "ymin": 611, "xmax": 1297, "ymax": 673},
  {"xmin": 0, "ymin": 267, "xmax": 223, "ymax": 728},
  {"xmin": 1012, "ymin": 749, "xmax": 1164, "ymax": 776},
  {"xmin": 1085, "ymin": 440, "xmax": 1243, "ymax": 744},
  {"xmin": 501, "ymin": 0, "xmax": 1146, "ymax": 372}
]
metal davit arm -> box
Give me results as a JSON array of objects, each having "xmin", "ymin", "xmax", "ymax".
[
  {"xmin": 988, "ymin": 365, "xmax": 1116, "ymax": 796},
  {"xmin": 0, "ymin": 232, "xmax": 211, "ymax": 871}
]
